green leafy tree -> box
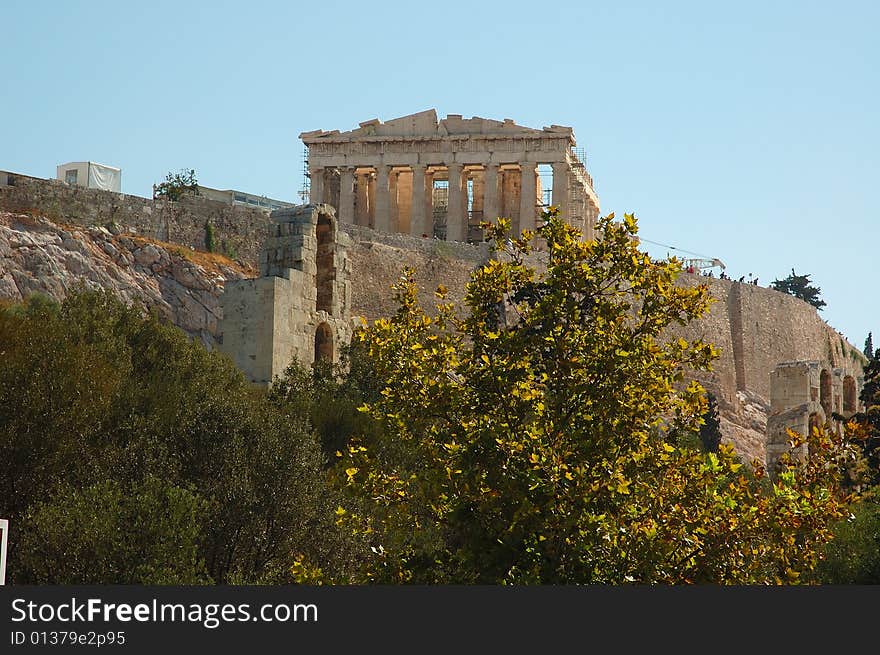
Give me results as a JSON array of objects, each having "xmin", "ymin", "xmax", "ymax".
[
  {"xmin": 17, "ymin": 478, "xmax": 210, "ymax": 584},
  {"xmin": 865, "ymin": 332, "xmax": 874, "ymax": 360},
  {"xmin": 221, "ymin": 239, "xmax": 238, "ymax": 260},
  {"xmin": 814, "ymin": 336, "xmax": 880, "ymax": 583},
  {"xmin": 0, "ymin": 290, "xmax": 355, "ymax": 584},
  {"xmin": 155, "ymin": 168, "xmax": 200, "ymax": 201},
  {"xmin": 270, "ymin": 341, "xmax": 383, "ymax": 460},
  {"xmin": 329, "ymin": 210, "xmax": 856, "ymax": 584},
  {"xmin": 811, "ymin": 491, "xmax": 880, "ymax": 584},
  {"xmin": 666, "ymin": 391, "xmax": 723, "ymax": 453},
  {"xmin": 771, "ymin": 269, "xmax": 827, "ymax": 311}
]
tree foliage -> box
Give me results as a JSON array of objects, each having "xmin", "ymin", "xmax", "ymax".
[
  {"xmin": 330, "ymin": 210, "xmax": 857, "ymax": 584},
  {"xmin": 852, "ymin": 354, "xmax": 880, "ymax": 485},
  {"xmin": 699, "ymin": 392, "xmax": 723, "ymax": 453},
  {"xmin": 811, "ymin": 491, "xmax": 880, "ymax": 584},
  {"xmin": 0, "ymin": 215, "xmax": 865, "ymax": 586},
  {"xmin": 269, "ymin": 342, "xmax": 383, "ymax": 461},
  {"xmin": 17, "ymin": 478, "xmax": 209, "ymax": 584},
  {"xmin": 812, "ymin": 333, "xmax": 880, "ymax": 582},
  {"xmin": 771, "ymin": 269, "xmax": 826, "ymax": 311},
  {"xmin": 0, "ymin": 290, "xmax": 354, "ymax": 584},
  {"xmin": 155, "ymin": 168, "xmax": 200, "ymax": 201}
]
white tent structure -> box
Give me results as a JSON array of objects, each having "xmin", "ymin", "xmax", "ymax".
[{"xmin": 56, "ymin": 161, "xmax": 121, "ymax": 192}]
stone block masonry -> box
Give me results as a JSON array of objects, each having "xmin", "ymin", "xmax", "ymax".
[
  {"xmin": 218, "ymin": 204, "xmax": 353, "ymax": 385},
  {"xmin": 765, "ymin": 359, "xmax": 863, "ymax": 471},
  {"xmin": 662, "ymin": 274, "xmax": 866, "ymax": 466},
  {"xmin": 0, "ymin": 171, "xmax": 272, "ymax": 268}
]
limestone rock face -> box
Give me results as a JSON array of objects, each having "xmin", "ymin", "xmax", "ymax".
[
  {"xmin": 719, "ymin": 391, "xmax": 771, "ymax": 466},
  {"xmin": 0, "ymin": 211, "xmax": 251, "ymax": 346}
]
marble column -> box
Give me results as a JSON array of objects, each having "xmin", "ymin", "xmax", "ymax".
[
  {"xmin": 425, "ymin": 169, "xmax": 435, "ymax": 237},
  {"xmin": 586, "ymin": 202, "xmax": 598, "ymax": 240},
  {"xmin": 309, "ymin": 166, "xmax": 324, "ymax": 205},
  {"xmin": 374, "ymin": 165, "xmax": 391, "ymax": 232},
  {"xmin": 519, "ymin": 162, "xmax": 537, "ymax": 232},
  {"xmin": 551, "ymin": 162, "xmax": 569, "ymax": 218},
  {"xmin": 482, "ymin": 163, "xmax": 499, "ymax": 225},
  {"xmin": 446, "ymin": 162, "xmax": 464, "ymax": 242},
  {"xmin": 410, "ymin": 164, "xmax": 427, "ymax": 237},
  {"xmin": 367, "ymin": 173, "xmax": 376, "ymax": 228},
  {"xmin": 389, "ymin": 169, "xmax": 399, "ymax": 232},
  {"xmin": 338, "ymin": 167, "xmax": 355, "ymax": 224},
  {"xmin": 356, "ymin": 170, "xmax": 370, "ymax": 226}
]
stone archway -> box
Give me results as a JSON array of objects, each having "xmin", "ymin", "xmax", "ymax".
[
  {"xmin": 843, "ymin": 375, "xmax": 857, "ymax": 414},
  {"xmin": 820, "ymin": 369, "xmax": 832, "ymax": 418},
  {"xmin": 314, "ymin": 322, "xmax": 334, "ymax": 364}
]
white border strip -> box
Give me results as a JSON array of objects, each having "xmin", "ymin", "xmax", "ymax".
[{"xmin": 0, "ymin": 518, "xmax": 8, "ymax": 585}]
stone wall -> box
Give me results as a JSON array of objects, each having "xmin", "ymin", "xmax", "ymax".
[
  {"xmin": 218, "ymin": 205, "xmax": 353, "ymax": 384},
  {"xmin": 338, "ymin": 227, "xmax": 866, "ymax": 405},
  {"xmin": 669, "ymin": 275, "xmax": 865, "ymax": 401},
  {"xmin": 766, "ymin": 361, "xmax": 825, "ymax": 467},
  {"xmin": 664, "ymin": 275, "xmax": 866, "ymax": 464},
  {"xmin": 340, "ymin": 223, "xmax": 490, "ymax": 320},
  {"xmin": 0, "ymin": 171, "xmax": 271, "ymax": 267}
]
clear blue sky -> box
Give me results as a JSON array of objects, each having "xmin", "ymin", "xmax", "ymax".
[{"xmin": 3, "ymin": 0, "xmax": 878, "ymax": 347}]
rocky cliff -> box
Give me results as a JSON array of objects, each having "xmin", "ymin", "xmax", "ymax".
[{"xmin": 0, "ymin": 211, "xmax": 252, "ymax": 345}]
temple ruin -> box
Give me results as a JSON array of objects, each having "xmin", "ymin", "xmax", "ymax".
[{"xmin": 300, "ymin": 109, "xmax": 600, "ymax": 242}]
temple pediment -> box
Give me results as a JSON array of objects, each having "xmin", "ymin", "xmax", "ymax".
[{"xmin": 300, "ymin": 109, "xmax": 573, "ymax": 141}]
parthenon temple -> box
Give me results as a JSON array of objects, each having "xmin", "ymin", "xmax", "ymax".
[{"xmin": 299, "ymin": 109, "xmax": 600, "ymax": 242}]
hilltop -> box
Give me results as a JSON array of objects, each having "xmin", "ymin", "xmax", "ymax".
[{"xmin": 0, "ymin": 172, "xmax": 867, "ymax": 467}]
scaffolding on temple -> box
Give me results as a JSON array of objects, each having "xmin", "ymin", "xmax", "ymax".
[
  {"xmin": 432, "ymin": 179, "xmax": 448, "ymax": 240},
  {"xmin": 300, "ymin": 146, "xmax": 310, "ymax": 204},
  {"xmin": 567, "ymin": 147, "xmax": 589, "ymax": 232}
]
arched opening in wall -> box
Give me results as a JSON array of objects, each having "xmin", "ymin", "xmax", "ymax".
[
  {"xmin": 314, "ymin": 322, "xmax": 333, "ymax": 364},
  {"xmin": 315, "ymin": 213, "xmax": 335, "ymax": 313},
  {"xmin": 820, "ymin": 369, "xmax": 832, "ymax": 418},
  {"xmin": 843, "ymin": 375, "xmax": 857, "ymax": 413}
]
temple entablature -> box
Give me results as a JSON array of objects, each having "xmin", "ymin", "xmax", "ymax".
[{"xmin": 300, "ymin": 109, "xmax": 600, "ymax": 243}]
